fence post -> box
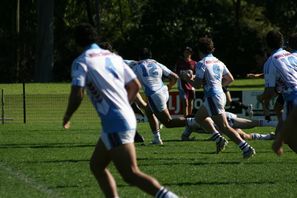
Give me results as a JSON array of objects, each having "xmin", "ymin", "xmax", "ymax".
[
  {"xmin": 1, "ymin": 89, "xmax": 4, "ymax": 124},
  {"xmin": 23, "ymin": 82, "xmax": 26, "ymax": 124}
]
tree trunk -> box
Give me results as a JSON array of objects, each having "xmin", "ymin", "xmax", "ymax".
[{"xmin": 35, "ymin": 0, "xmax": 54, "ymax": 82}]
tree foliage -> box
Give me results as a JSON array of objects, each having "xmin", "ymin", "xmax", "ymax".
[{"xmin": 0, "ymin": 0, "xmax": 296, "ymax": 82}]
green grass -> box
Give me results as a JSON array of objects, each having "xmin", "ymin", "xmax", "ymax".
[
  {"xmin": 0, "ymin": 78, "xmax": 265, "ymax": 95},
  {"xmin": 0, "ymin": 123, "xmax": 296, "ymax": 198},
  {"xmin": 0, "ymin": 81, "xmax": 296, "ymax": 198}
]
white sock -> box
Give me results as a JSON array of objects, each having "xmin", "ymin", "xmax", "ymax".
[
  {"xmin": 155, "ymin": 187, "xmax": 179, "ymax": 198},
  {"xmin": 252, "ymin": 133, "xmax": 273, "ymax": 140}
]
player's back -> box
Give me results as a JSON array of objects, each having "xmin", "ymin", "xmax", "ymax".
[
  {"xmin": 265, "ymin": 49, "xmax": 297, "ymax": 93},
  {"xmin": 133, "ymin": 59, "xmax": 171, "ymax": 96},
  {"xmin": 197, "ymin": 54, "xmax": 227, "ymax": 96},
  {"xmin": 74, "ymin": 45, "xmax": 134, "ymax": 119}
]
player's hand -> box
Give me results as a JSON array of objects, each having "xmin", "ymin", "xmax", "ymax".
[{"xmin": 272, "ymin": 140, "xmax": 283, "ymax": 156}]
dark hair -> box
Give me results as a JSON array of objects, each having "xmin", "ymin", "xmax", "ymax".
[
  {"xmin": 184, "ymin": 46, "xmax": 193, "ymax": 53},
  {"xmin": 289, "ymin": 33, "xmax": 297, "ymax": 50},
  {"xmin": 74, "ymin": 23, "xmax": 98, "ymax": 47},
  {"xmin": 100, "ymin": 42, "xmax": 113, "ymax": 51},
  {"xmin": 266, "ymin": 30, "xmax": 284, "ymax": 50},
  {"xmin": 139, "ymin": 47, "xmax": 152, "ymax": 59},
  {"xmin": 198, "ymin": 37, "xmax": 214, "ymax": 54}
]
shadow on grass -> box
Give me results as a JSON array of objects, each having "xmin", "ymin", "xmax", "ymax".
[
  {"xmin": 24, "ymin": 159, "xmax": 90, "ymax": 164},
  {"xmin": 0, "ymin": 143, "xmax": 94, "ymax": 149},
  {"xmin": 164, "ymin": 180, "xmax": 276, "ymax": 187}
]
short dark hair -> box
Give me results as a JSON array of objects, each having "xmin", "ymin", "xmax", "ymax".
[
  {"xmin": 74, "ymin": 23, "xmax": 98, "ymax": 47},
  {"xmin": 139, "ymin": 47, "xmax": 152, "ymax": 59},
  {"xmin": 198, "ymin": 37, "xmax": 214, "ymax": 54},
  {"xmin": 289, "ymin": 33, "xmax": 297, "ymax": 50},
  {"xmin": 266, "ymin": 30, "xmax": 284, "ymax": 50},
  {"xmin": 184, "ymin": 46, "xmax": 193, "ymax": 53}
]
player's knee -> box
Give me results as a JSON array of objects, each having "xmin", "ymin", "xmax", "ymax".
[{"xmin": 120, "ymin": 167, "xmax": 140, "ymax": 185}]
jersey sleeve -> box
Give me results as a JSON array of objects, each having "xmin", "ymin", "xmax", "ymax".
[
  {"xmin": 71, "ymin": 61, "xmax": 87, "ymax": 87},
  {"xmin": 222, "ymin": 63, "xmax": 230, "ymax": 75},
  {"xmin": 263, "ymin": 60, "xmax": 277, "ymax": 88},
  {"xmin": 158, "ymin": 62, "xmax": 172, "ymax": 77},
  {"xmin": 195, "ymin": 62, "xmax": 205, "ymax": 80}
]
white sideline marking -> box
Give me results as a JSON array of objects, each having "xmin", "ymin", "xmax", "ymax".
[{"xmin": 0, "ymin": 161, "xmax": 62, "ymax": 198}]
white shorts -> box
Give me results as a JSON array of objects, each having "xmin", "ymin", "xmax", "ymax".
[
  {"xmin": 148, "ymin": 86, "xmax": 169, "ymax": 113},
  {"xmin": 101, "ymin": 130, "xmax": 135, "ymax": 150},
  {"xmin": 203, "ymin": 93, "xmax": 226, "ymax": 117}
]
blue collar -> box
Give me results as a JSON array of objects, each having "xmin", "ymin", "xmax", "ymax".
[{"xmin": 84, "ymin": 43, "xmax": 101, "ymax": 51}]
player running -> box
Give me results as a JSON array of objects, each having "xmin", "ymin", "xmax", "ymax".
[
  {"xmin": 259, "ymin": 30, "xmax": 297, "ymax": 155},
  {"xmin": 192, "ymin": 37, "xmax": 256, "ymax": 159}
]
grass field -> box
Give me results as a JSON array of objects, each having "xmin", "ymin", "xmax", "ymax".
[{"xmin": 0, "ymin": 82, "xmax": 296, "ymax": 198}]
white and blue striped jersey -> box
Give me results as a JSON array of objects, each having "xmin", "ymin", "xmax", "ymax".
[
  {"xmin": 132, "ymin": 59, "xmax": 172, "ymax": 96},
  {"xmin": 195, "ymin": 54, "xmax": 230, "ymax": 97},
  {"xmin": 263, "ymin": 48, "xmax": 297, "ymax": 101},
  {"xmin": 71, "ymin": 43, "xmax": 137, "ymax": 133}
]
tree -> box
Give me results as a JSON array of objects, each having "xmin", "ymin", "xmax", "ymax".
[{"xmin": 35, "ymin": 0, "xmax": 54, "ymax": 82}]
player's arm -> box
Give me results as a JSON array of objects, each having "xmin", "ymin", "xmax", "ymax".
[
  {"xmin": 259, "ymin": 87, "xmax": 277, "ymax": 103},
  {"xmin": 134, "ymin": 92, "xmax": 147, "ymax": 109},
  {"xmin": 247, "ymin": 73, "xmax": 264, "ymax": 79},
  {"xmin": 167, "ymin": 72, "xmax": 179, "ymax": 91},
  {"xmin": 63, "ymin": 86, "xmax": 84, "ymax": 129},
  {"xmin": 222, "ymin": 72, "xmax": 234, "ymax": 87},
  {"xmin": 193, "ymin": 77, "xmax": 203, "ymax": 89},
  {"xmin": 125, "ymin": 78, "xmax": 141, "ymax": 104}
]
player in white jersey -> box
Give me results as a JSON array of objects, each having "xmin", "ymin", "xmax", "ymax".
[
  {"xmin": 124, "ymin": 59, "xmax": 164, "ymax": 143},
  {"xmin": 131, "ymin": 48, "xmax": 200, "ymax": 145},
  {"xmin": 192, "ymin": 37, "xmax": 256, "ymax": 158},
  {"xmin": 183, "ymin": 112, "xmax": 276, "ymax": 141},
  {"xmin": 259, "ymin": 30, "xmax": 297, "ymax": 155},
  {"xmin": 62, "ymin": 23, "xmax": 178, "ymax": 198}
]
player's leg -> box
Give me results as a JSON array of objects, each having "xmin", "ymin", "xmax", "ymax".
[
  {"xmin": 204, "ymin": 94, "xmax": 255, "ymax": 158},
  {"xmin": 144, "ymin": 104, "xmax": 163, "ymax": 144},
  {"xmin": 179, "ymin": 88, "xmax": 188, "ymax": 117},
  {"xmin": 235, "ymin": 128, "xmax": 252, "ymax": 140},
  {"xmin": 273, "ymin": 101, "xmax": 297, "ymax": 155},
  {"xmin": 195, "ymin": 106, "xmax": 228, "ymax": 153},
  {"xmin": 212, "ymin": 113, "xmax": 255, "ymax": 158},
  {"xmin": 282, "ymin": 106, "xmax": 297, "ymax": 153},
  {"xmin": 232, "ymin": 117, "xmax": 277, "ymax": 129},
  {"xmin": 148, "ymin": 91, "xmax": 190, "ymax": 128},
  {"xmin": 89, "ymin": 138, "xmax": 118, "ymax": 197},
  {"xmin": 187, "ymin": 89, "xmax": 195, "ymax": 116},
  {"xmin": 111, "ymin": 142, "xmax": 178, "ymax": 197}
]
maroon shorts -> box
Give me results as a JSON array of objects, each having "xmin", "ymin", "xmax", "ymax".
[{"xmin": 179, "ymin": 88, "xmax": 195, "ymax": 101}]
